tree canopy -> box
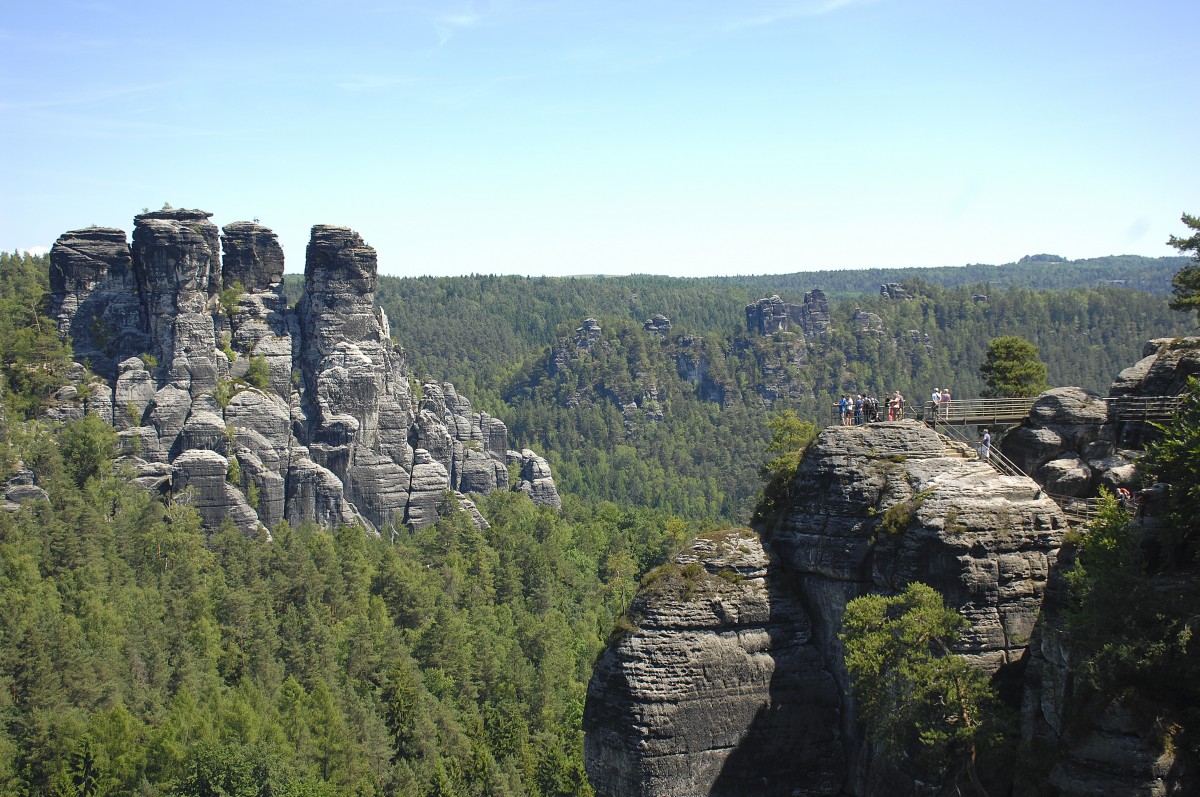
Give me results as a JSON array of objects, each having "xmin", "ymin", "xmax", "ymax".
[
  {"xmin": 1167, "ymin": 212, "xmax": 1200, "ymax": 325},
  {"xmin": 978, "ymin": 335, "xmax": 1049, "ymax": 398},
  {"xmin": 841, "ymin": 583, "xmax": 1000, "ymax": 795}
]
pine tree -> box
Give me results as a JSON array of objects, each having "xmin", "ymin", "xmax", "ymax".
[{"xmin": 1167, "ymin": 212, "xmax": 1200, "ymax": 325}]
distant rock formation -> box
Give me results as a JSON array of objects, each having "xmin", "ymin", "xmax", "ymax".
[
  {"xmin": 878, "ymin": 282, "xmax": 912, "ymax": 301},
  {"xmin": 48, "ymin": 208, "xmax": 558, "ymax": 535},
  {"xmin": 643, "ymin": 314, "xmax": 671, "ymax": 335},
  {"xmin": 851, "ymin": 308, "xmax": 884, "ymax": 333},
  {"xmin": 744, "ymin": 291, "xmax": 830, "ymax": 337}
]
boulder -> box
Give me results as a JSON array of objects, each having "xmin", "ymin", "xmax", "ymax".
[
  {"xmin": 1039, "ymin": 455, "xmax": 1093, "ymax": 497},
  {"xmin": 1030, "ymin": 387, "xmax": 1109, "ymax": 426}
]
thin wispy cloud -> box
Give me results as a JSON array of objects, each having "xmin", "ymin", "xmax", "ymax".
[
  {"xmin": 730, "ymin": 0, "xmax": 878, "ymax": 30},
  {"xmin": 434, "ymin": 0, "xmax": 492, "ymax": 45},
  {"xmin": 0, "ymin": 82, "xmax": 170, "ymax": 112},
  {"xmin": 336, "ymin": 75, "xmax": 419, "ymax": 93}
]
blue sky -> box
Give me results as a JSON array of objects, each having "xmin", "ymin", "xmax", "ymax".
[{"xmin": 2, "ymin": 0, "xmax": 1197, "ymax": 277}]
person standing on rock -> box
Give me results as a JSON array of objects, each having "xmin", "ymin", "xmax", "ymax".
[
  {"xmin": 889, "ymin": 390, "xmax": 903, "ymax": 421},
  {"xmin": 979, "ymin": 428, "xmax": 991, "ymax": 460}
]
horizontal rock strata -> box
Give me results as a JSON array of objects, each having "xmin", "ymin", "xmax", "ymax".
[
  {"xmin": 48, "ymin": 208, "xmax": 558, "ymax": 534},
  {"xmin": 585, "ymin": 421, "xmax": 1068, "ymax": 796}
]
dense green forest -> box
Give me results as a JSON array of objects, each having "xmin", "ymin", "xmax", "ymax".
[
  {"xmin": 0, "ymin": 251, "xmax": 693, "ymax": 795},
  {"xmin": 4, "ymin": 247, "xmax": 1198, "ymax": 795},
  {"xmin": 373, "ymin": 259, "xmax": 1193, "ymax": 522},
  {"xmin": 371, "ymin": 254, "xmax": 1188, "ymax": 407}
]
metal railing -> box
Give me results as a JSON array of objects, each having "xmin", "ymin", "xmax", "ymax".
[
  {"xmin": 827, "ymin": 400, "xmax": 915, "ymax": 427},
  {"xmin": 922, "ymin": 397, "xmax": 1038, "ymax": 425},
  {"xmin": 829, "ymin": 394, "xmax": 1187, "ymax": 429},
  {"xmin": 1047, "ymin": 493, "xmax": 1102, "ymax": 525},
  {"xmin": 1104, "ymin": 395, "xmax": 1187, "ymax": 421},
  {"xmin": 935, "ymin": 422, "xmax": 1026, "ymax": 479},
  {"xmin": 935, "ymin": 424, "xmax": 1104, "ymax": 524}
]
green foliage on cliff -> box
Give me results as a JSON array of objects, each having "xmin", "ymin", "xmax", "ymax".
[
  {"xmin": 1064, "ymin": 490, "xmax": 1200, "ymax": 762},
  {"xmin": 753, "ymin": 411, "xmax": 818, "ymax": 523},
  {"xmin": 1140, "ymin": 377, "xmax": 1200, "ymax": 559},
  {"xmin": 1167, "ymin": 213, "xmax": 1200, "ymax": 325},
  {"xmin": 842, "ymin": 583, "xmax": 1003, "ymax": 794},
  {"xmin": 1067, "ymin": 379, "xmax": 1200, "ymax": 766}
]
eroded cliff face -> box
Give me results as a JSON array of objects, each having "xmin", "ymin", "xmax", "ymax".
[
  {"xmin": 584, "ymin": 528, "xmax": 843, "ymax": 797},
  {"xmin": 584, "ymin": 421, "xmax": 1067, "ymax": 797},
  {"xmin": 48, "ymin": 208, "xmax": 558, "ymax": 535}
]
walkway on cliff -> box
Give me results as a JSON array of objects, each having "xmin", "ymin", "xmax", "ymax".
[
  {"xmin": 824, "ymin": 393, "xmax": 1185, "ymax": 525},
  {"xmin": 920, "ymin": 395, "xmax": 1185, "ymax": 426}
]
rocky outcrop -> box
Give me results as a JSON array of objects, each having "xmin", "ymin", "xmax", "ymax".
[
  {"xmin": 510, "ymin": 449, "xmax": 562, "ymax": 509},
  {"xmin": 1002, "ymin": 339, "xmax": 1199, "ymax": 496},
  {"xmin": 879, "ymin": 282, "xmax": 913, "ymax": 301},
  {"xmin": 745, "ymin": 291, "xmax": 830, "ymax": 337},
  {"xmin": 585, "ymin": 529, "xmax": 842, "ymax": 797},
  {"xmin": 643, "ymin": 314, "xmax": 671, "ymax": 335},
  {"xmin": 2, "ymin": 467, "xmax": 50, "ymax": 512},
  {"xmin": 48, "ymin": 207, "xmax": 559, "ymax": 534},
  {"xmin": 1110, "ymin": 337, "xmax": 1200, "ymax": 398},
  {"xmin": 48, "ymin": 227, "xmax": 149, "ymax": 378},
  {"xmin": 585, "ymin": 421, "xmax": 1067, "ymax": 796}
]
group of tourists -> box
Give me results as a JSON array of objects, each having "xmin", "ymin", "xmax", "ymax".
[
  {"xmin": 931, "ymin": 386, "xmax": 953, "ymax": 415},
  {"xmin": 838, "ymin": 390, "xmax": 908, "ymax": 425}
]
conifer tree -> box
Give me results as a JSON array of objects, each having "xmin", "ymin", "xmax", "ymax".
[
  {"xmin": 978, "ymin": 336, "xmax": 1048, "ymax": 398},
  {"xmin": 1167, "ymin": 212, "xmax": 1200, "ymax": 325}
]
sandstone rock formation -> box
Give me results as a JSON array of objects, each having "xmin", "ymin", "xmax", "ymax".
[
  {"xmin": 48, "ymin": 208, "xmax": 558, "ymax": 534},
  {"xmin": 744, "ymin": 291, "xmax": 830, "ymax": 337},
  {"xmin": 643, "ymin": 314, "xmax": 672, "ymax": 335},
  {"xmin": 585, "ymin": 528, "xmax": 842, "ymax": 797},
  {"xmin": 585, "ymin": 421, "xmax": 1067, "ymax": 796},
  {"xmin": 999, "ymin": 339, "xmax": 1199, "ymax": 497}
]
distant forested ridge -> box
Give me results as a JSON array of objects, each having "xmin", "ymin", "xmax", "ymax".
[{"xmin": 374, "ymin": 256, "xmax": 1193, "ymax": 522}]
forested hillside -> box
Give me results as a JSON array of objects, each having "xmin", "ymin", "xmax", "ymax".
[
  {"xmin": 373, "ymin": 254, "xmax": 1188, "ymax": 407},
  {"xmin": 3, "ymin": 247, "xmax": 1196, "ymax": 795},
  {"xmin": 0, "ymin": 251, "xmax": 691, "ymax": 795},
  {"xmin": 375, "ymin": 259, "xmax": 1193, "ymax": 522}
]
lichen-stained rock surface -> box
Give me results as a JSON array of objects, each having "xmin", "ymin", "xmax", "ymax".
[
  {"xmin": 585, "ymin": 421, "xmax": 1068, "ymax": 797},
  {"xmin": 584, "ymin": 528, "xmax": 843, "ymax": 797},
  {"xmin": 48, "ymin": 207, "xmax": 559, "ymax": 535}
]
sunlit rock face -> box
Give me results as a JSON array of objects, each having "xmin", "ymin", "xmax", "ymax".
[
  {"xmin": 49, "ymin": 208, "xmax": 559, "ymax": 535},
  {"xmin": 585, "ymin": 421, "xmax": 1068, "ymax": 797},
  {"xmin": 584, "ymin": 528, "xmax": 843, "ymax": 797}
]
